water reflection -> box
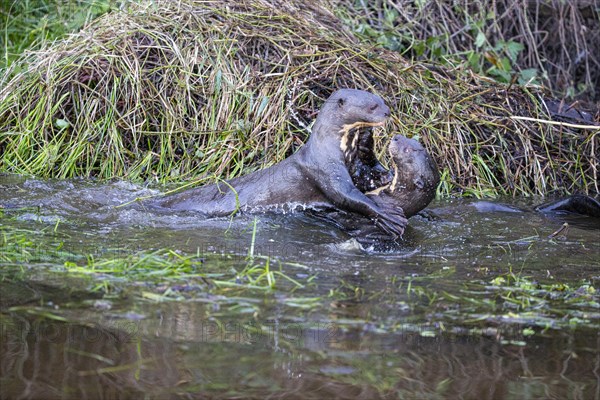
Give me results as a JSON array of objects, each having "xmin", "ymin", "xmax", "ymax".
[{"xmin": 2, "ymin": 303, "xmax": 598, "ymax": 399}]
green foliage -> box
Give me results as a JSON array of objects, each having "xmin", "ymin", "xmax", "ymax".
[
  {"xmin": 467, "ymin": 21, "xmax": 540, "ymax": 85},
  {"xmin": 1, "ymin": 0, "xmax": 118, "ymax": 70},
  {"xmin": 342, "ymin": 2, "xmax": 541, "ymax": 86},
  {"xmin": 1, "ymin": 227, "xmax": 311, "ymax": 297}
]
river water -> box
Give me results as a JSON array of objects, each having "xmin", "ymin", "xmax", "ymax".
[{"xmin": 1, "ymin": 174, "xmax": 599, "ymax": 399}]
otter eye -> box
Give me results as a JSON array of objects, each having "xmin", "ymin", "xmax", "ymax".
[
  {"xmin": 338, "ymin": 98, "xmax": 345, "ymax": 107},
  {"xmin": 369, "ymin": 104, "xmax": 378, "ymax": 112}
]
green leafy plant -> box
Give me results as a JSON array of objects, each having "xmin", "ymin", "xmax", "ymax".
[{"xmin": 1, "ymin": 0, "xmax": 119, "ymax": 70}]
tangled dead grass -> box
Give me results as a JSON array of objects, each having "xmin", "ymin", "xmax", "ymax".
[{"xmin": 0, "ymin": 0, "xmax": 598, "ymax": 196}]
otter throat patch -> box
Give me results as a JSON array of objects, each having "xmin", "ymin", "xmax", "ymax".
[{"xmin": 339, "ymin": 121, "xmax": 384, "ymax": 154}]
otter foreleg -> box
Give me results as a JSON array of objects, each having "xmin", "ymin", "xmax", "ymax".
[{"xmin": 311, "ymin": 165, "xmax": 407, "ymax": 237}]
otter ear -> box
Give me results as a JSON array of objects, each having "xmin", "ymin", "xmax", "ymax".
[{"xmin": 337, "ymin": 98, "xmax": 345, "ymax": 107}]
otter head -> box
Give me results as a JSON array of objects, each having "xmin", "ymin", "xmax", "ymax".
[
  {"xmin": 310, "ymin": 89, "xmax": 391, "ymax": 186},
  {"xmin": 327, "ymin": 89, "xmax": 390, "ymax": 126},
  {"xmin": 387, "ymin": 134, "xmax": 439, "ymax": 192},
  {"xmin": 310, "ymin": 89, "xmax": 391, "ymax": 140},
  {"xmin": 368, "ymin": 134, "xmax": 439, "ymax": 217}
]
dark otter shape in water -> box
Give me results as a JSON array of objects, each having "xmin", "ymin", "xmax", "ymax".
[
  {"xmin": 151, "ymin": 89, "xmax": 407, "ymax": 237},
  {"xmin": 472, "ymin": 194, "xmax": 600, "ymax": 218},
  {"xmin": 311, "ymin": 134, "xmax": 440, "ymax": 244},
  {"xmin": 535, "ymin": 194, "xmax": 600, "ymax": 217}
]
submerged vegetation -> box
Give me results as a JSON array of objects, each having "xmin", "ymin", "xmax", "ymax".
[
  {"xmin": 2, "ymin": 206, "xmax": 596, "ymax": 395},
  {"xmin": 2, "ymin": 195, "xmax": 597, "ymax": 335},
  {"xmin": 2, "ymin": 222, "xmax": 598, "ymax": 337},
  {"xmin": 0, "ymin": 0, "xmax": 597, "ymax": 197},
  {"xmin": 0, "ymin": 226, "xmax": 311, "ymax": 299}
]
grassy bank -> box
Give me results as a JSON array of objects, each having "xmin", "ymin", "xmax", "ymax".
[
  {"xmin": 0, "ymin": 0, "xmax": 598, "ymax": 196},
  {"xmin": 1, "ymin": 0, "xmax": 119, "ymax": 70}
]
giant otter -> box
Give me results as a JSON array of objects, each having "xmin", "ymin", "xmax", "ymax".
[
  {"xmin": 535, "ymin": 195, "xmax": 600, "ymax": 217},
  {"xmin": 151, "ymin": 89, "xmax": 407, "ymax": 237},
  {"xmin": 367, "ymin": 134, "xmax": 439, "ymax": 218},
  {"xmin": 309, "ymin": 134, "xmax": 440, "ymax": 244},
  {"xmin": 472, "ymin": 195, "xmax": 600, "ymax": 218}
]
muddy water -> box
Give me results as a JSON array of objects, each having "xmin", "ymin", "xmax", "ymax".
[{"xmin": 1, "ymin": 175, "xmax": 599, "ymax": 399}]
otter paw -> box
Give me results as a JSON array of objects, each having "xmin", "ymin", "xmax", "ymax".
[{"xmin": 375, "ymin": 210, "xmax": 407, "ymax": 238}]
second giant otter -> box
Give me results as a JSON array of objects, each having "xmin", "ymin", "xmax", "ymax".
[
  {"xmin": 367, "ymin": 134, "xmax": 439, "ymax": 218},
  {"xmin": 151, "ymin": 89, "xmax": 407, "ymax": 237},
  {"xmin": 310, "ymin": 134, "xmax": 440, "ymax": 244}
]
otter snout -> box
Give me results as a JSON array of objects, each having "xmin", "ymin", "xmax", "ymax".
[{"xmin": 376, "ymin": 103, "xmax": 390, "ymax": 119}]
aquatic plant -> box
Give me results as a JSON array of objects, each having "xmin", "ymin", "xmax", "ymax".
[
  {"xmin": 0, "ymin": 227, "xmax": 311, "ymax": 298},
  {"xmin": 0, "ymin": 0, "xmax": 598, "ymax": 197}
]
